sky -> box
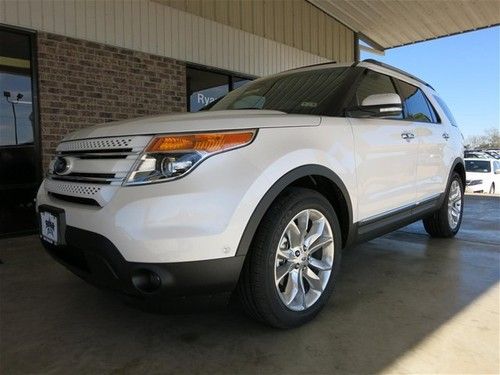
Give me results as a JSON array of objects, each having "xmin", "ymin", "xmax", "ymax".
[{"xmin": 360, "ymin": 26, "xmax": 500, "ymax": 138}]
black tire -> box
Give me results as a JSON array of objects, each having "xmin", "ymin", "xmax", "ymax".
[
  {"xmin": 423, "ymin": 172, "xmax": 464, "ymax": 238},
  {"xmin": 489, "ymin": 183, "xmax": 495, "ymax": 195},
  {"xmin": 237, "ymin": 187, "xmax": 342, "ymax": 328}
]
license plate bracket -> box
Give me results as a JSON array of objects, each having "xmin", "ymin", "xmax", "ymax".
[{"xmin": 38, "ymin": 204, "xmax": 66, "ymax": 246}]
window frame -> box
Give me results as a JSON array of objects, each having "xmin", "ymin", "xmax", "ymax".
[{"xmin": 433, "ymin": 95, "xmax": 458, "ymax": 127}]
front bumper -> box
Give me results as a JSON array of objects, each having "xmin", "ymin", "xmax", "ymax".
[
  {"xmin": 36, "ymin": 146, "xmax": 266, "ymax": 263},
  {"xmin": 41, "ymin": 226, "xmax": 245, "ymax": 300},
  {"xmin": 465, "ymin": 184, "xmax": 485, "ymax": 193}
]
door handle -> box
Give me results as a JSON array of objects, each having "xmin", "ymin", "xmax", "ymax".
[
  {"xmin": 442, "ymin": 132, "xmax": 450, "ymax": 140},
  {"xmin": 401, "ymin": 132, "xmax": 415, "ymax": 141}
]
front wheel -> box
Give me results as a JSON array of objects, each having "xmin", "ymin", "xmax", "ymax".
[
  {"xmin": 237, "ymin": 187, "xmax": 342, "ymax": 328},
  {"xmin": 423, "ymin": 172, "xmax": 464, "ymax": 238}
]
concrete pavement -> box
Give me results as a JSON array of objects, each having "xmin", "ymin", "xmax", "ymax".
[{"xmin": 0, "ymin": 195, "xmax": 498, "ymax": 374}]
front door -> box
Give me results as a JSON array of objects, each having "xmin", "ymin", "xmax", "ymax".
[
  {"xmin": 347, "ymin": 69, "xmax": 418, "ymax": 221},
  {"xmin": 0, "ymin": 27, "xmax": 41, "ymax": 236},
  {"xmin": 349, "ymin": 117, "xmax": 418, "ymax": 221}
]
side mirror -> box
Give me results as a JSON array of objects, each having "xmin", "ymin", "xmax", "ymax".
[
  {"xmin": 346, "ymin": 93, "xmax": 403, "ymax": 118},
  {"xmin": 495, "ymin": 169, "xmax": 500, "ymax": 175}
]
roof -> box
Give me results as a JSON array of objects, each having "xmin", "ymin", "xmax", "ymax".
[
  {"xmin": 309, "ymin": 0, "xmax": 500, "ymax": 50},
  {"xmin": 360, "ymin": 59, "xmax": 434, "ymax": 89},
  {"xmin": 285, "ymin": 59, "xmax": 434, "ymax": 90}
]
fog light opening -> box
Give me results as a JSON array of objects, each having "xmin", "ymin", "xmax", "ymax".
[{"xmin": 132, "ymin": 269, "xmax": 162, "ymax": 293}]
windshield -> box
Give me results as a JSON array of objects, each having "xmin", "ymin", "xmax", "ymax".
[
  {"xmin": 465, "ymin": 160, "xmax": 491, "ymax": 173},
  {"xmin": 209, "ymin": 67, "xmax": 348, "ymax": 115}
]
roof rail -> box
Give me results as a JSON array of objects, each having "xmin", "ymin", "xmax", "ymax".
[
  {"xmin": 361, "ymin": 59, "xmax": 434, "ymax": 90},
  {"xmin": 285, "ymin": 61, "xmax": 338, "ymax": 72}
]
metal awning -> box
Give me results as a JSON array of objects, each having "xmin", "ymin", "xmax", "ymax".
[{"xmin": 309, "ymin": 0, "xmax": 500, "ymax": 50}]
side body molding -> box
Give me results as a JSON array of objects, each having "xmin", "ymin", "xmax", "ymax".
[{"xmin": 235, "ymin": 164, "xmax": 354, "ymax": 256}]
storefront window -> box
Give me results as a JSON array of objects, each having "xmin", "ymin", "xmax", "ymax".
[
  {"xmin": 0, "ymin": 27, "xmax": 40, "ymax": 236},
  {"xmin": 233, "ymin": 76, "xmax": 252, "ymax": 90},
  {"xmin": 187, "ymin": 67, "xmax": 253, "ymax": 112},
  {"xmin": 0, "ymin": 30, "xmax": 34, "ymax": 146}
]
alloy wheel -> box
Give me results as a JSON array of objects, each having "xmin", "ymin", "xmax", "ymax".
[
  {"xmin": 274, "ymin": 209, "xmax": 334, "ymax": 311},
  {"xmin": 447, "ymin": 180, "xmax": 462, "ymax": 229}
]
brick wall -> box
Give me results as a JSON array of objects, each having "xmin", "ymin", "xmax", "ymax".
[{"xmin": 37, "ymin": 32, "xmax": 186, "ymax": 168}]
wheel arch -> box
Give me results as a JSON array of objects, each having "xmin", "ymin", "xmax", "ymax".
[
  {"xmin": 235, "ymin": 165, "xmax": 354, "ymax": 257},
  {"xmin": 451, "ymin": 157, "xmax": 466, "ymax": 187}
]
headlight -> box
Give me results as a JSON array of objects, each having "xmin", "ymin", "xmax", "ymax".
[{"xmin": 124, "ymin": 130, "xmax": 256, "ymax": 185}]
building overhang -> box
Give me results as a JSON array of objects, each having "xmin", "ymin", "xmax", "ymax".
[{"xmin": 309, "ymin": 0, "xmax": 500, "ymax": 51}]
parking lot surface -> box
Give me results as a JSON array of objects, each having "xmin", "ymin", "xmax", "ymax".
[{"xmin": 1, "ymin": 196, "xmax": 499, "ymax": 374}]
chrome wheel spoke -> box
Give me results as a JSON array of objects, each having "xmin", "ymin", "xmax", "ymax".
[
  {"xmin": 297, "ymin": 271, "xmax": 307, "ymax": 309},
  {"xmin": 308, "ymin": 236, "xmax": 333, "ymax": 254},
  {"xmin": 296, "ymin": 210, "xmax": 310, "ymax": 240},
  {"xmin": 286, "ymin": 221, "xmax": 302, "ymax": 248},
  {"xmin": 304, "ymin": 218, "xmax": 326, "ymax": 248},
  {"xmin": 275, "ymin": 263, "xmax": 294, "ymax": 285},
  {"xmin": 308, "ymin": 257, "xmax": 332, "ymax": 271},
  {"xmin": 282, "ymin": 270, "xmax": 300, "ymax": 305},
  {"xmin": 277, "ymin": 248, "xmax": 294, "ymax": 260},
  {"xmin": 304, "ymin": 267, "xmax": 323, "ymax": 292}
]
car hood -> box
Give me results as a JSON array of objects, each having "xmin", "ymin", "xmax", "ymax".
[{"xmin": 62, "ymin": 110, "xmax": 321, "ymax": 141}]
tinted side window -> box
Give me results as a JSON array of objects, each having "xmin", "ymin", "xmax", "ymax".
[
  {"xmin": 351, "ymin": 70, "xmax": 402, "ymax": 119},
  {"xmin": 354, "ymin": 70, "xmax": 398, "ymax": 106},
  {"xmin": 397, "ymin": 80, "xmax": 436, "ymax": 123}
]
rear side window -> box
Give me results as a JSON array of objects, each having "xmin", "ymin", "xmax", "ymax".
[
  {"xmin": 434, "ymin": 95, "xmax": 458, "ymax": 126},
  {"xmin": 397, "ymin": 80, "xmax": 438, "ymax": 123}
]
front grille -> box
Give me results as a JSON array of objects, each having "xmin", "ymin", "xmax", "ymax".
[
  {"xmin": 56, "ymin": 137, "xmax": 135, "ymax": 152},
  {"xmin": 45, "ymin": 135, "xmax": 152, "ymax": 206}
]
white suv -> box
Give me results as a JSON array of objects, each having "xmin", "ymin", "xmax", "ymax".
[
  {"xmin": 37, "ymin": 60, "xmax": 465, "ymax": 328},
  {"xmin": 465, "ymin": 158, "xmax": 500, "ymax": 194}
]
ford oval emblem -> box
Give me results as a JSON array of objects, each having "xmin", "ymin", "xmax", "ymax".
[{"xmin": 53, "ymin": 157, "xmax": 71, "ymax": 175}]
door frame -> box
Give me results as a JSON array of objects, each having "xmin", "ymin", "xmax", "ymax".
[{"xmin": 0, "ymin": 24, "xmax": 42, "ymax": 236}]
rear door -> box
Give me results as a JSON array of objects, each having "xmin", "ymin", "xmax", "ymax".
[
  {"xmin": 347, "ymin": 70, "xmax": 418, "ymax": 221},
  {"xmin": 395, "ymin": 79, "xmax": 447, "ymax": 202}
]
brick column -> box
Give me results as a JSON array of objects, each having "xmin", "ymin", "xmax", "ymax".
[{"xmin": 37, "ymin": 32, "xmax": 186, "ymax": 169}]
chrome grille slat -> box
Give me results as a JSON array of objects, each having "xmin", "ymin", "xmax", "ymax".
[
  {"xmin": 45, "ymin": 135, "xmax": 152, "ymax": 206},
  {"xmin": 50, "ymin": 175, "xmax": 123, "ymax": 184},
  {"xmin": 61, "ymin": 152, "xmax": 139, "ymax": 159},
  {"xmin": 56, "ymin": 137, "xmax": 134, "ymax": 152}
]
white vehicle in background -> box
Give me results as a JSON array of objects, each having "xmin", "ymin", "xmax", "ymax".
[
  {"xmin": 484, "ymin": 150, "xmax": 500, "ymax": 159},
  {"xmin": 465, "ymin": 159, "xmax": 500, "ymax": 194},
  {"xmin": 464, "ymin": 150, "xmax": 492, "ymax": 159}
]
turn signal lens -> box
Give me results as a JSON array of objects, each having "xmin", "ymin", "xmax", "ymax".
[
  {"xmin": 124, "ymin": 130, "xmax": 256, "ymax": 185},
  {"xmin": 146, "ymin": 131, "xmax": 255, "ymax": 153}
]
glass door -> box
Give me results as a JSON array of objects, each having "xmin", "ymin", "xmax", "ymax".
[{"xmin": 0, "ymin": 27, "xmax": 41, "ymax": 236}]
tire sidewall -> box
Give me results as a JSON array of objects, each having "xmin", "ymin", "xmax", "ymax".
[{"xmin": 260, "ymin": 192, "xmax": 342, "ymax": 327}]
